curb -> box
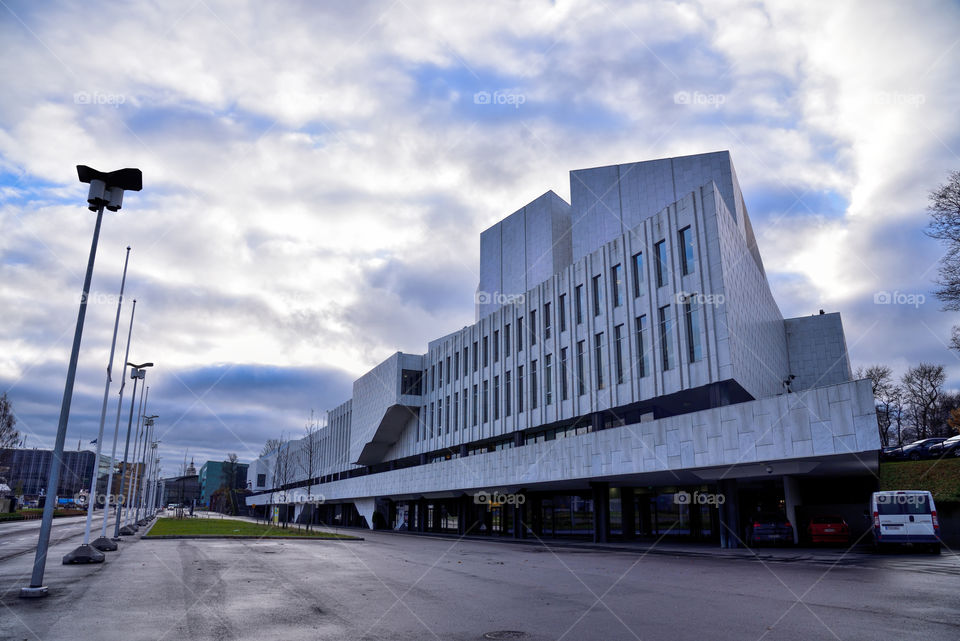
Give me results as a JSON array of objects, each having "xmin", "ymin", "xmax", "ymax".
[{"xmin": 143, "ymin": 534, "xmax": 363, "ymax": 541}]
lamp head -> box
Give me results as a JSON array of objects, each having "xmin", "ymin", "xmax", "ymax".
[{"xmin": 77, "ymin": 165, "xmax": 143, "ymax": 212}]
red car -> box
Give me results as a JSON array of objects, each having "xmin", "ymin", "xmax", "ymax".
[{"xmin": 808, "ymin": 515, "xmax": 849, "ymax": 544}]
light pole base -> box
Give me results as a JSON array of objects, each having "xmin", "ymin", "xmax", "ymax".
[
  {"xmin": 19, "ymin": 586, "xmax": 49, "ymax": 598},
  {"xmin": 91, "ymin": 536, "xmax": 118, "ymax": 551},
  {"xmin": 119, "ymin": 525, "xmax": 137, "ymax": 536},
  {"xmin": 62, "ymin": 543, "xmax": 106, "ymax": 564}
]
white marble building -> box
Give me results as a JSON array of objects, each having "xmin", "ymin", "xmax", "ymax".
[{"xmin": 247, "ymin": 152, "xmax": 879, "ymax": 547}]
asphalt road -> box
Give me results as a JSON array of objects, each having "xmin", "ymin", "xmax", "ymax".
[
  {"xmin": 1, "ymin": 524, "xmax": 958, "ymax": 641},
  {"xmin": 0, "ymin": 514, "xmax": 99, "ymax": 562}
]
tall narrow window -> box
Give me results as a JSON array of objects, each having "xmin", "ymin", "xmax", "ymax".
[
  {"xmin": 430, "ymin": 402, "xmax": 434, "ymax": 436},
  {"xmin": 493, "ymin": 375, "xmax": 500, "ymax": 420},
  {"xmin": 472, "ymin": 384, "xmax": 478, "ymax": 426},
  {"xmin": 529, "ymin": 310, "xmax": 537, "ymax": 346},
  {"xmin": 493, "ymin": 330, "xmax": 499, "ymax": 363},
  {"xmin": 679, "ymin": 226, "xmax": 695, "ymax": 276},
  {"xmin": 482, "ymin": 380, "xmax": 489, "ymax": 423},
  {"xmin": 614, "ymin": 324, "xmax": 624, "ymax": 385},
  {"xmin": 655, "ymin": 240, "xmax": 668, "ymax": 288},
  {"xmin": 431, "ymin": 365, "xmax": 435, "ymax": 391},
  {"xmin": 463, "ymin": 387, "xmax": 468, "ymax": 427},
  {"xmin": 453, "ymin": 392, "xmax": 459, "ymax": 430},
  {"xmin": 611, "ymin": 264, "xmax": 623, "ymax": 307},
  {"xmin": 635, "ymin": 315, "xmax": 649, "ymax": 378},
  {"xmin": 517, "ymin": 316, "xmax": 524, "ymax": 352},
  {"xmin": 632, "ymin": 252, "xmax": 644, "ymax": 298},
  {"xmin": 592, "ymin": 274, "xmax": 603, "ymax": 316},
  {"xmin": 446, "ymin": 356, "xmax": 451, "ymax": 384},
  {"xmin": 504, "ymin": 323, "xmax": 511, "ymax": 355},
  {"xmin": 463, "ymin": 347, "xmax": 469, "ymax": 377},
  {"xmin": 505, "ymin": 370, "xmax": 512, "ymax": 416},
  {"xmin": 543, "ymin": 302, "xmax": 551, "ymax": 340},
  {"xmin": 530, "ymin": 359, "xmax": 538, "ymax": 410},
  {"xmin": 575, "ymin": 285, "xmax": 583, "ymax": 324},
  {"xmin": 545, "ymin": 354, "xmax": 553, "ymax": 405},
  {"xmin": 594, "ymin": 332, "xmax": 605, "ymax": 390},
  {"xmin": 576, "ymin": 340, "xmax": 586, "ymax": 396},
  {"xmin": 473, "ymin": 341, "xmax": 479, "ymax": 372},
  {"xmin": 560, "ymin": 347, "xmax": 569, "ymax": 401},
  {"xmin": 685, "ymin": 299, "xmax": 703, "ymax": 362},
  {"xmin": 455, "ymin": 351, "xmax": 460, "ymax": 380},
  {"xmin": 437, "ymin": 361, "xmax": 442, "ymax": 389},
  {"xmin": 483, "ymin": 336, "xmax": 489, "ymax": 368},
  {"xmin": 517, "ymin": 365, "xmax": 525, "ymax": 412},
  {"xmin": 558, "ymin": 294, "xmax": 567, "ymax": 332},
  {"xmin": 445, "ymin": 395, "xmax": 450, "ymax": 433},
  {"xmin": 659, "ymin": 305, "xmax": 674, "ymax": 370}
]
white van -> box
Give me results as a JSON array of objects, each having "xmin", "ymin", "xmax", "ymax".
[{"xmin": 871, "ymin": 490, "xmax": 941, "ymax": 553}]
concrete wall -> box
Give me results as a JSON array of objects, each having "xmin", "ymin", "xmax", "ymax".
[{"xmin": 785, "ymin": 313, "xmax": 852, "ymax": 392}]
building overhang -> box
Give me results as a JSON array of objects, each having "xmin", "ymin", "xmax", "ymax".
[{"xmin": 355, "ymin": 403, "xmax": 419, "ymax": 466}]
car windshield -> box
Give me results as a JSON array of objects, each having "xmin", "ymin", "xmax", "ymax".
[{"xmin": 876, "ymin": 494, "xmax": 931, "ymax": 515}]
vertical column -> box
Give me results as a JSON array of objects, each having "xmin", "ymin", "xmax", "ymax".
[
  {"xmin": 718, "ymin": 479, "xmax": 739, "ymax": 548},
  {"xmin": 783, "ymin": 476, "xmax": 800, "ymax": 545},
  {"xmin": 621, "ymin": 487, "xmax": 635, "ymax": 540},
  {"xmin": 592, "ymin": 482, "xmax": 610, "ymax": 543}
]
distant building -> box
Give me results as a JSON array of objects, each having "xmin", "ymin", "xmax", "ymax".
[
  {"xmin": 198, "ymin": 460, "xmax": 249, "ymax": 507},
  {"xmin": 0, "ymin": 448, "xmax": 97, "ymax": 499},
  {"xmin": 95, "ymin": 461, "xmax": 144, "ymax": 507},
  {"xmin": 161, "ymin": 474, "xmax": 200, "ymax": 506}
]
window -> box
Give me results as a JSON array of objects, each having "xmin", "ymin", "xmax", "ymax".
[
  {"xmin": 543, "ymin": 302, "xmax": 551, "ymax": 340},
  {"xmin": 575, "ymin": 285, "xmax": 583, "ymax": 324},
  {"xmin": 482, "ymin": 380, "xmax": 489, "ymax": 423},
  {"xmin": 257, "ymin": 473, "xmax": 266, "ymax": 487},
  {"xmin": 632, "ymin": 252, "xmax": 644, "ymax": 298},
  {"xmin": 545, "ymin": 354, "xmax": 553, "ymax": 405},
  {"xmin": 430, "ymin": 364, "xmax": 435, "ymax": 391},
  {"xmin": 505, "ymin": 370, "xmax": 512, "ymax": 416},
  {"xmin": 455, "ymin": 351, "xmax": 460, "ymax": 380},
  {"xmin": 614, "ymin": 324, "xmax": 624, "ymax": 385},
  {"xmin": 529, "ymin": 310, "xmax": 537, "ymax": 346},
  {"xmin": 472, "ymin": 384, "xmax": 478, "ymax": 426},
  {"xmin": 517, "ymin": 316, "xmax": 524, "ymax": 352},
  {"xmin": 400, "ymin": 369, "xmax": 423, "ymax": 395},
  {"xmin": 558, "ymin": 294, "xmax": 567, "ymax": 332},
  {"xmin": 530, "ymin": 359, "xmax": 538, "ymax": 410},
  {"xmin": 430, "ymin": 402, "xmax": 435, "ymax": 436},
  {"xmin": 592, "ymin": 274, "xmax": 603, "ymax": 316},
  {"xmin": 679, "ymin": 226, "xmax": 695, "ymax": 276},
  {"xmin": 504, "ymin": 323, "xmax": 511, "ymax": 355},
  {"xmin": 659, "ymin": 305, "xmax": 674, "ymax": 370},
  {"xmin": 560, "ymin": 347, "xmax": 569, "ymax": 401},
  {"xmin": 453, "ymin": 392, "xmax": 459, "ymax": 430},
  {"xmin": 611, "ymin": 264, "xmax": 623, "ymax": 307},
  {"xmin": 493, "ymin": 330, "xmax": 499, "ymax": 363},
  {"xmin": 462, "ymin": 387, "xmax": 468, "ymax": 427},
  {"xmin": 685, "ymin": 299, "xmax": 703, "ymax": 362},
  {"xmin": 595, "ymin": 332, "xmax": 605, "ymax": 390},
  {"xmin": 576, "ymin": 340, "xmax": 586, "ymax": 396},
  {"xmin": 445, "ymin": 396, "xmax": 450, "ymax": 433},
  {"xmin": 445, "ymin": 356, "xmax": 451, "ymax": 384},
  {"xmin": 473, "ymin": 341, "xmax": 479, "ymax": 372},
  {"xmin": 655, "ymin": 240, "xmax": 668, "ymax": 288},
  {"xmin": 518, "ymin": 365, "xmax": 525, "ymax": 412},
  {"xmin": 483, "ymin": 336, "xmax": 489, "ymax": 368},
  {"xmin": 635, "ymin": 315, "xmax": 649, "ymax": 378},
  {"xmin": 463, "ymin": 347, "xmax": 469, "ymax": 377},
  {"xmin": 493, "ymin": 375, "xmax": 500, "ymax": 419},
  {"xmin": 437, "ymin": 362, "xmax": 442, "ymax": 389}
]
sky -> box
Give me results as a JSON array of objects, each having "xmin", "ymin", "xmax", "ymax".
[{"xmin": 1, "ymin": 0, "xmax": 959, "ymax": 477}]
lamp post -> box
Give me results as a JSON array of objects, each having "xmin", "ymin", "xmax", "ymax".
[
  {"xmin": 137, "ymin": 416, "xmax": 158, "ymax": 523},
  {"xmin": 114, "ymin": 363, "xmax": 152, "ymax": 539},
  {"xmin": 63, "ymin": 248, "xmax": 132, "ymax": 565},
  {"xmin": 125, "ymin": 397, "xmax": 150, "ymax": 529},
  {"xmin": 94, "ymin": 301, "xmax": 137, "ymax": 551},
  {"xmin": 20, "ymin": 165, "xmax": 142, "ymax": 599}
]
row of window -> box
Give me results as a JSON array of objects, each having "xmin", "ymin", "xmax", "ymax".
[
  {"xmin": 416, "ymin": 299, "xmax": 704, "ymax": 441},
  {"xmin": 420, "ymin": 226, "xmax": 699, "ymax": 399}
]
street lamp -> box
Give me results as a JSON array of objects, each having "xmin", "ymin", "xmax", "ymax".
[
  {"xmin": 114, "ymin": 363, "xmax": 152, "ymax": 538},
  {"xmin": 20, "ymin": 165, "xmax": 142, "ymax": 599},
  {"xmin": 136, "ymin": 416, "xmax": 158, "ymax": 524},
  {"xmin": 63, "ymin": 247, "xmax": 132, "ymax": 565}
]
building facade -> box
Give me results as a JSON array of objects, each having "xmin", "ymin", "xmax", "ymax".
[
  {"xmin": 246, "ymin": 151, "xmax": 880, "ymax": 547},
  {"xmin": 0, "ymin": 448, "xmax": 97, "ymax": 500},
  {"xmin": 198, "ymin": 460, "xmax": 249, "ymax": 507}
]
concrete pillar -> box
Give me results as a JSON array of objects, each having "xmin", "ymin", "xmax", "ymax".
[
  {"xmin": 432, "ymin": 502, "xmax": 442, "ymax": 532},
  {"xmin": 621, "ymin": 488, "xmax": 635, "ymax": 540},
  {"xmin": 783, "ymin": 476, "xmax": 801, "ymax": 544},
  {"xmin": 417, "ymin": 498, "xmax": 427, "ymax": 532},
  {"xmin": 718, "ymin": 479, "xmax": 739, "ymax": 548},
  {"xmin": 591, "ymin": 483, "xmax": 610, "ymax": 543}
]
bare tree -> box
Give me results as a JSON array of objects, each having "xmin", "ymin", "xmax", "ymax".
[
  {"xmin": 270, "ymin": 434, "xmax": 294, "ymax": 528},
  {"xmin": 855, "ymin": 365, "xmax": 899, "ymax": 447},
  {"xmin": 219, "ymin": 453, "xmax": 239, "ymax": 515},
  {"xmin": 260, "ymin": 438, "xmax": 281, "ymax": 458},
  {"xmin": 902, "ymin": 363, "xmax": 946, "ymax": 440},
  {"xmin": 0, "ymin": 392, "xmax": 20, "ymax": 449},
  {"xmin": 926, "ymin": 170, "xmax": 960, "ymax": 347},
  {"xmin": 299, "ymin": 411, "xmax": 323, "ymax": 531}
]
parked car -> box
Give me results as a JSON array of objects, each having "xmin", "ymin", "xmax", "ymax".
[
  {"xmin": 926, "ymin": 434, "xmax": 960, "ymax": 459},
  {"xmin": 871, "ymin": 490, "xmax": 941, "ymax": 553},
  {"xmin": 747, "ymin": 512, "xmax": 794, "ymax": 546},
  {"xmin": 883, "ymin": 438, "xmax": 946, "ymax": 461},
  {"xmin": 807, "ymin": 515, "xmax": 850, "ymax": 544}
]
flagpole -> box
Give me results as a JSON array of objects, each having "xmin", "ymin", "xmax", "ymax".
[{"xmin": 65, "ymin": 247, "xmax": 130, "ymax": 563}]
